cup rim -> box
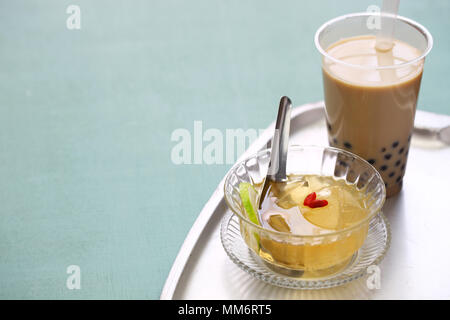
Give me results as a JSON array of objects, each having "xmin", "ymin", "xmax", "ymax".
[
  {"xmin": 314, "ymin": 12, "xmax": 433, "ymax": 71},
  {"xmin": 223, "ymin": 145, "xmax": 386, "ymax": 239}
]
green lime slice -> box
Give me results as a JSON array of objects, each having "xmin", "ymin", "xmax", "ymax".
[{"xmin": 239, "ymin": 182, "xmax": 260, "ymax": 225}]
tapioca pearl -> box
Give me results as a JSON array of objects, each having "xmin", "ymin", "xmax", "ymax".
[
  {"xmin": 408, "ymin": 134, "xmax": 412, "ymax": 142},
  {"xmin": 327, "ymin": 122, "xmax": 332, "ymax": 131},
  {"xmin": 338, "ymin": 160, "xmax": 348, "ymax": 167},
  {"xmin": 384, "ymin": 153, "xmax": 392, "ymax": 160},
  {"xmin": 381, "ymin": 147, "xmax": 386, "ymax": 153},
  {"xmin": 360, "ymin": 171, "xmax": 370, "ymax": 181},
  {"xmin": 399, "ymin": 147, "xmax": 404, "ymax": 154},
  {"xmin": 380, "ymin": 165, "xmax": 388, "ymax": 171},
  {"xmin": 401, "ymin": 164, "xmax": 405, "ymax": 171},
  {"xmin": 384, "ymin": 182, "xmax": 388, "ymax": 188},
  {"xmin": 395, "ymin": 160, "xmax": 401, "ymax": 167},
  {"xmin": 388, "ymin": 171, "xmax": 395, "ymax": 178},
  {"xmin": 396, "ymin": 175, "xmax": 402, "ymax": 183},
  {"xmin": 392, "ymin": 141, "xmax": 399, "ymax": 148},
  {"xmin": 343, "ymin": 141, "xmax": 352, "ymax": 149},
  {"xmin": 368, "ymin": 159, "xmax": 376, "ymax": 165}
]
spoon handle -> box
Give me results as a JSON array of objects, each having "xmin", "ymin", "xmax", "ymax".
[{"xmin": 267, "ymin": 96, "xmax": 292, "ymax": 182}]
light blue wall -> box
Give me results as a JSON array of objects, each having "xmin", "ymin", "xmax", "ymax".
[{"xmin": 0, "ymin": 0, "xmax": 448, "ymax": 299}]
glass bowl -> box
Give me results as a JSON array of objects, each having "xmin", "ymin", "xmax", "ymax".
[{"xmin": 223, "ymin": 145, "xmax": 386, "ymax": 279}]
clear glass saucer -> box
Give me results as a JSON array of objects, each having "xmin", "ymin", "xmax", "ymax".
[{"xmin": 220, "ymin": 211, "xmax": 391, "ymax": 290}]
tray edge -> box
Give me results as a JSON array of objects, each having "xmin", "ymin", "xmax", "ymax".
[{"xmin": 159, "ymin": 101, "xmax": 325, "ymax": 299}]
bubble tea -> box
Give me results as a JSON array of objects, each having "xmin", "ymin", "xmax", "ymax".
[{"xmin": 315, "ymin": 13, "xmax": 432, "ymax": 197}]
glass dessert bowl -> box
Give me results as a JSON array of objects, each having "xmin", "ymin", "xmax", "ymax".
[{"xmin": 223, "ymin": 145, "xmax": 386, "ymax": 279}]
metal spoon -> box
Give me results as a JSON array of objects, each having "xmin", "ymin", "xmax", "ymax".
[
  {"xmin": 258, "ymin": 96, "xmax": 292, "ymax": 209},
  {"xmin": 440, "ymin": 126, "xmax": 450, "ymax": 144},
  {"xmin": 414, "ymin": 125, "xmax": 450, "ymax": 145}
]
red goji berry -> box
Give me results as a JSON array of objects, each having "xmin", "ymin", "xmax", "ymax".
[
  {"xmin": 308, "ymin": 199, "xmax": 328, "ymax": 208},
  {"xmin": 303, "ymin": 192, "xmax": 316, "ymax": 206}
]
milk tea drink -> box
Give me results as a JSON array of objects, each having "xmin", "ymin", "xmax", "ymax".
[
  {"xmin": 322, "ymin": 35, "xmax": 423, "ymax": 197},
  {"xmin": 316, "ymin": 13, "xmax": 432, "ymax": 198}
]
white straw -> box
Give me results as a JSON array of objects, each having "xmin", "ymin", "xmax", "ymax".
[{"xmin": 376, "ymin": 0, "xmax": 400, "ymax": 51}]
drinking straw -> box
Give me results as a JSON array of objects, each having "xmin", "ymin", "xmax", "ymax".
[{"xmin": 375, "ymin": 0, "xmax": 400, "ymax": 51}]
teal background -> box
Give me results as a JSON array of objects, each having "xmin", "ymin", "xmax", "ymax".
[{"xmin": 0, "ymin": 0, "xmax": 448, "ymax": 299}]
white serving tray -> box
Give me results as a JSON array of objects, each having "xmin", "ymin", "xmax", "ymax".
[{"xmin": 161, "ymin": 101, "xmax": 450, "ymax": 300}]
